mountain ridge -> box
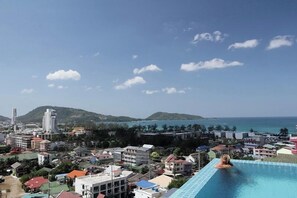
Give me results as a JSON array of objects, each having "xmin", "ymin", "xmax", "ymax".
[{"xmin": 146, "ymin": 111, "xmax": 203, "ymax": 120}]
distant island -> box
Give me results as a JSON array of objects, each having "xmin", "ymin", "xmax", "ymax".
[
  {"xmin": 146, "ymin": 112, "xmax": 203, "ymax": 120},
  {"xmin": 0, "ymin": 106, "xmax": 203, "ymax": 124}
]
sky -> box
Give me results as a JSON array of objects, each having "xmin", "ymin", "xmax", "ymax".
[{"xmin": 0, "ymin": 0, "xmax": 297, "ymax": 118}]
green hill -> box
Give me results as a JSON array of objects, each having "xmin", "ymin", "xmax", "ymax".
[
  {"xmin": 0, "ymin": 115, "xmax": 9, "ymax": 122},
  {"xmin": 146, "ymin": 112, "xmax": 203, "ymax": 120},
  {"xmin": 17, "ymin": 106, "xmax": 138, "ymax": 124}
]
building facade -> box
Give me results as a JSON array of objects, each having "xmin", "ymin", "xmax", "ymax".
[
  {"xmin": 123, "ymin": 146, "xmax": 150, "ymax": 166},
  {"xmin": 42, "ymin": 109, "xmax": 58, "ymax": 133},
  {"xmin": 75, "ymin": 172, "xmax": 128, "ymax": 198}
]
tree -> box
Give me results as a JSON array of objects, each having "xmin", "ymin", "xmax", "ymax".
[
  {"xmin": 279, "ymin": 128, "xmax": 289, "ymax": 138},
  {"xmin": 150, "ymin": 152, "xmax": 160, "ymax": 161},
  {"xmin": 168, "ymin": 178, "xmax": 188, "ymax": 189},
  {"xmin": 232, "ymin": 126, "xmax": 237, "ymax": 132},
  {"xmin": 162, "ymin": 124, "xmax": 168, "ymax": 132},
  {"xmin": 173, "ymin": 147, "xmax": 182, "ymax": 156}
]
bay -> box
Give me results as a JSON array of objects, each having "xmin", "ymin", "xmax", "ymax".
[{"xmin": 125, "ymin": 117, "xmax": 297, "ymax": 134}]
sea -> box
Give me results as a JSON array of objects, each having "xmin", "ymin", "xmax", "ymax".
[{"xmin": 124, "ymin": 117, "xmax": 297, "ymax": 134}]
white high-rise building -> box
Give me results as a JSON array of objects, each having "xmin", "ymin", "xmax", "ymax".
[
  {"xmin": 42, "ymin": 109, "xmax": 58, "ymax": 133},
  {"xmin": 11, "ymin": 108, "xmax": 17, "ymax": 125}
]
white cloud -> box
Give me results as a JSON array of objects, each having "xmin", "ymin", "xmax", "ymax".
[
  {"xmin": 132, "ymin": 54, "xmax": 138, "ymax": 60},
  {"xmin": 228, "ymin": 39, "xmax": 259, "ymax": 50},
  {"xmin": 162, "ymin": 87, "xmax": 185, "ymax": 94},
  {"xmin": 115, "ymin": 76, "xmax": 146, "ymax": 90},
  {"xmin": 181, "ymin": 58, "xmax": 243, "ymax": 72},
  {"xmin": 48, "ymin": 84, "xmax": 55, "ymax": 88},
  {"xmin": 57, "ymin": 85, "xmax": 68, "ymax": 89},
  {"xmin": 267, "ymin": 35, "xmax": 294, "ymax": 50},
  {"xmin": 21, "ymin": 88, "xmax": 34, "ymax": 94},
  {"xmin": 142, "ymin": 90, "xmax": 159, "ymax": 95},
  {"xmin": 192, "ymin": 31, "xmax": 227, "ymax": 44},
  {"xmin": 32, "ymin": 75, "xmax": 38, "ymax": 79},
  {"xmin": 93, "ymin": 52, "xmax": 100, "ymax": 57},
  {"xmin": 133, "ymin": 64, "xmax": 162, "ymax": 74},
  {"xmin": 46, "ymin": 69, "xmax": 81, "ymax": 81}
]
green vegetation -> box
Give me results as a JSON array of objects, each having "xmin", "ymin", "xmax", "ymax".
[
  {"xmin": 146, "ymin": 112, "xmax": 203, "ymax": 120},
  {"xmin": 168, "ymin": 178, "xmax": 189, "ymax": 189},
  {"xmin": 17, "ymin": 105, "xmax": 138, "ymax": 124}
]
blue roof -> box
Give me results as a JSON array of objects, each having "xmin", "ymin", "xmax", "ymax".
[{"xmin": 136, "ymin": 180, "xmax": 156, "ymax": 189}]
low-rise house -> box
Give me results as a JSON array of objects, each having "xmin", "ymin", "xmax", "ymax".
[
  {"xmin": 31, "ymin": 137, "xmax": 44, "ymax": 150},
  {"xmin": 148, "ymin": 175, "xmax": 173, "ymax": 189},
  {"xmin": 40, "ymin": 140, "xmax": 51, "ymax": 151},
  {"xmin": 24, "ymin": 176, "xmax": 49, "ymax": 192},
  {"xmin": 67, "ymin": 170, "xmax": 88, "ymax": 181},
  {"xmin": 56, "ymin": 191, "xmax": 82, "ymax": 198},
  {"xmin": 133, "ymin": 180, "xmax": 167, "ymax": 198},
  {"xmin": 11, "ymin": 162, "xmax": 24, "ymax": 177},
  {"xmin": 277, "ymin": 147, "xmax": 293, "ymax": 155},
  {"xmin": 164, "ymin": 154, "xmax": 192, "ymax": 176},
  {"xmin": 73, "ymin": 147, "xmax": 91, "ymax": 157}
]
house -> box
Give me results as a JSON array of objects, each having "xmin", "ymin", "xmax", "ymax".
[
  {"xmin": 67, "ymin": 170, "xmax": 88, "ymax": 180},
  {"xmin": 73, "ymin": 147, "xmax": 91, "ymax": 157},
  {"xmin": 11, "ymin": 162, "xmax": 25, "ymax": 177},
  {"xmin": 235, "ymin": 132, "xmax": 249, "ymax": 139},
  {"xmin": 24, "ymin": 176, "xmax": 49, "ymax": 192},
  {"xmin": 277, "ymin": 147, "xmax": 293, "ymax": 155},
  {"xmin": 148, "ymin": 175, "xmax": 173, "ymax": 189},
  {"xmin": 31, "ymin": 137, "xmax": 44, "ymax": 150},
  {"xmin": 164, "ymin": 154, "xmax": 192, "ymax": 176},
  {"xmin": 253, "ymin": 147, "xmax": 277, "ymax": 159},
  {"xmin": 40, "ymin": 140, "xmax": 51, "ymax": 151},
  {"xmin": 56, "ymin": 191, "xmax": 82, "ymax": 198},
  {"xmin": 133, "ymin": 180, "xmax": 166, "ymax": 198}
]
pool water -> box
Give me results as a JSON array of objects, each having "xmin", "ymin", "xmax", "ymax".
[{"xmin": 171, "ymin": 159, "xmax": 297, "ymax": 198}]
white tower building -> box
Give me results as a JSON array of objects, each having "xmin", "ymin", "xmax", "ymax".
[
  {"xmin": 42, "ymin": 109, "xmax": 58, "ymax": 133},
  {"xmin": 11, "ymin": 108, "xmax": 17, "ymax": 125}
]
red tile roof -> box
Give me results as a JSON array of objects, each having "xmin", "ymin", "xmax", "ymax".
[
  {"xmin": 56, "ymin": 191, "xmax": 82, "ymax": 198},
  {"xmin": 67, "ymin": 170, "xmax": 87, "ymax": 179},
  {"xmin": 25, "ymin": 176, "xmax": 49, "ymax": 189}
]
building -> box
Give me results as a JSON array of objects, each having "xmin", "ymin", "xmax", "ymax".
[
  {"xmin": 277, "ymin": 147, "xmax": 293, "ymax": 155},
  {"xmin": 123, "ymin": 146, "xmax": 151, "ymax": 166},
  {"xmin": 31, "ymin": 137, "xmax": 44, "ymax": 150},
  {"xmin": 225, "ymin": 131, "xmax": 234, "ymax": 139},
  {"xmin": 6, "ymin": 134, "xmax": 33, "ymax": 149},
  {"xmin": 164, "ymin": 154, "xmax": 192, "ymax": 176},
  {"xmin": 214, "ymin": 131, "xmax": 226, "ymax": 138},
  {"xmin": 42, "ymin": 109, "xmax": 58, "ymax": 133},
  {"xmin": 40, "ymin": 140, "xmax": 51, "ymax": 151},
  {"xmin": 133, "ymin": 180, "xmax": 166, "ymax": 198},
  {"xmin": 73, "ymin": 146, "xmax": 91, "ymax": 157},
  {"xmin": 38, "ymin": 152, "xmax": 53, "ymax": 165},
  {"xmin": 11, "ymin": 108, "xmax": 17, "ymax": 125},
  {"xmin": 24, "ymin": 176, "xmax": 49, "ymax": 192},
  {"xmin": 253, "ymin": 147, "xmax": 277, "ymax": 159},
  {"xmin": 235, "ymin": 132, "xmax": 249, "ymax": 139},
  {"xmin": 74, "ymin": 171, "xmax": 129, "ymax": 198}
]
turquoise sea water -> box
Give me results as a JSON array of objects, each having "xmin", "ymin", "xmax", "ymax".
[{"xmin": 126, "ymin": 117, "xmax": 297, "ymax": 134}]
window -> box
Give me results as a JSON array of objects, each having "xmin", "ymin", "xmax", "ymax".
[
  {"xmin": 108, "ymin": 183, "xmax": 112, "ymax": 188},
  {"xmin": 94, "ymin": 186, "xmax": 99, "ymax": 192},
  {"xmin": 121, "ymin": 180, "xmax": 125, "ymax": 185},
  {"xmin": 101, "ymin": 184, "xmax": 106, "ymax": 190},
  {"xmin": 82, "ymin": 185, "xmax": 85, "ymax": 189},
  {"xmin": 114, "ymin": 181, "xmax": 119, "ymax": 187}
]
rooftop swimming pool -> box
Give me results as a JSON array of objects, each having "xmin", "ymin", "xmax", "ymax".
[{"xmin": 171, "ymin": 158, "xmax": 297, "ymax": 198}]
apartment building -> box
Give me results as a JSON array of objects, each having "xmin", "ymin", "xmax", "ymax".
[
  {"xmin": 253, "ymin": 148, "xmax": 277, "ymax": 159},
  {"xmin": 123, "ymin": 146, "xmax": 150, "ymax": 166},
  {"xmin": 75, "ymin": 171, "xmax": 129, "ymax": 198}
]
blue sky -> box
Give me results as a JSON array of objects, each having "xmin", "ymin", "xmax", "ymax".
[{"xmin": 0, "ymin": 0, "xmax": 297, "ymax": 118}]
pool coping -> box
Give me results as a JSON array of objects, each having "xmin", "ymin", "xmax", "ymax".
[{"xmin": 170, "ymin": 158, "xmax": 297, "ymax": 198}]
